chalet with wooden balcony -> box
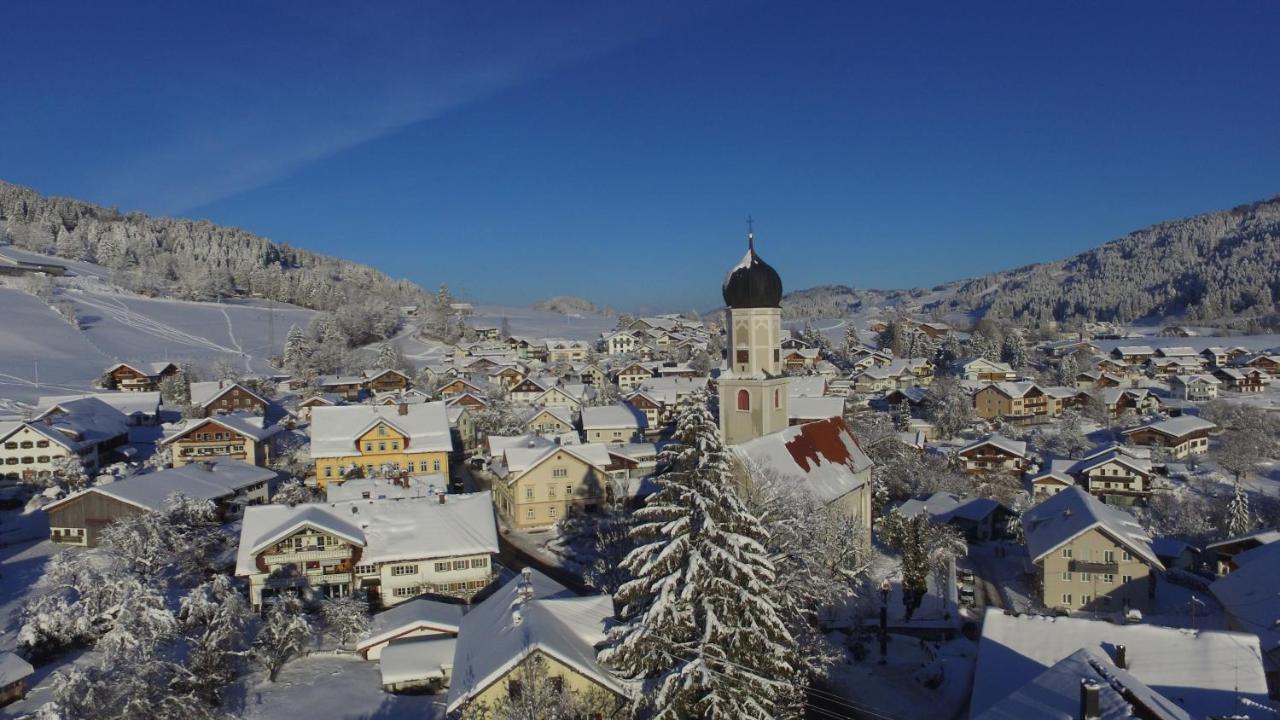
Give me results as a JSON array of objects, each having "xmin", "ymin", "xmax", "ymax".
[
  {"xmin": 315, "ymin": 374, "xmax": 367, "ymax": 401},
  {"xmin": 1, "ymin": 398, "xmax": 130, "ymax": 481},
  {"xmin": 1021, "ymin": 486, "xmax": 1162, "ymax": 614},
  {"xmin": 613, "ymin": 363, "xmax": 654, "ymax": 392},
  {"xmin": 508, "ymin": 376, "xmax": 554, "ymax": 405},
  {"xmin": 1242, "ymin": 353, "xmax": 1280, "ymax": 376},
  {"xmin": 1170, "ymin": 373, "xmax": 1221, "ymax": 401},
  {"xmin": 160, "ymin": 413, "xmax": 284, "ymax": 467},
  {"xmin": 437, "ymin": 377, "xmax": 484, "ymax": 400},
  {"xmin": 189, "ymin": 381, "xmax": 269, "ymax": 418},
  {"xmin": 1214, "ymin": 367, "xmax": 1270, "ymax": 393},
  {"xmin": 235, "ymin": 491, "xmax": 499, "ymax": 611},
  {"xmin": 972, "ymin": 382, "xmax": 1062, "ymax": 423},
  {"xmin": 1109, "ymin": 345, "xmax": 1156, "ymax": 366},
  {"xmin": 958, "ymin": 435, "xmax": 1030, "ymax": 475},
  {"xmin": 366, "ymin": 368, "xmax": 412, "ymax": 395},
  {"xmin": 1069, "ymin": 445, "xmax": 1155, "ymax": 505},
  {"xmin": 102, "ymin": 361, "xmax": 178, "ymax": 392},
  {"xmin": 958, "ymin": 357, "xmax": 1017, "ymax": 383},
  {"xmin": 1122, "ymin": 415, "xmax": 1216, "ymax": 459}
]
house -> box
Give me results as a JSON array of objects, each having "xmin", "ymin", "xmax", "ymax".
[
  {"xmin": 160, "ymin": 414, "xmax": 284, "ymax": 468},
  {"xmin": 545, "ymin": 340, "xmax": 590, "ymax": 364},
  {"xmin": 1122, "ymin": 415, "xmax": 1215, "ymax": 458},
  {"xmin": 730, "ymin": 417, "xmax": 873, "ymax": 546},
  {"xmin": 957, "ymin": 435, "xmax": 1029, "ymax": 475},
  {"xmin": 507, "ymin": 376, "xmax": 554, "ymax": 404},
  {"xmin": 365, "ymin": 368, "xmax": 413, "ymax": 395},
  {"xmin": 582, "ymin": 404, "xmax": 647, "ymax": 444},
  {"xmin": 1, "ymin": 398, "xmax": 130, "ymax": 481},
  {"xmin": 1028, "ymin": 460, "xmax": 1077, "ymax": 501},
  {"xmin": 444, "ymin": 568, "xmax": 627, "ymax": 716},
  {"xmin": 310, "ymin": 402, "xmax": 454, "ymax": 489},
  {"xmin": 787, "ymin": 396, "xmax": 845, "ymax": 426},
  {"xmin": 38, "ymin": 391, "xmax": 162, "ymax": 426},
  {"xmin": 781, "ymin": 347, "xmax": 821, "ymax": 371},
  {"xmin": 957, "ymin": 357, "xmax": 1016, "ymax": 382},
  {"xmin": 487, "ymin": 365, "xmax": 525, "ymax": 390},
  {"xmin": 1041, "ymin": 339, "xmax": 1100, "ymax": 359},
  {"xmin": 1069, "ymin": 445, "xmax": 1155, "ymax": 505},
  {"xmin": 1150, "ymin": 537, "xmax": 1198, "ymax": 571},
  {"xmin": 575, "ymin": 363, "xmax": 608, "ymax": 387},
  {"xmin": 633, "ymin": 377, "xmax": 708, "ymax": 425},
  {"xmin": 379, "ymin": 634, "xmax": 458, "ymax": 694},
  {"xmin": 602, "ymin": 329, "xmax": 641, "ymax": 356},
  {"xmin": 1109, "ymin": 345, "xmax": 1156, "ymax": 366},
  {"xmin": 445, "ymin": 392, "xmax": 488, "ymax": 410},
  {"xmin": 1242, "ymin": 353, "xmax": 1280, "ymax": 376},
  {"xmin": 491, "ymin": 444, "xmax": 613, "ymax": 528},
  {"xmin": 294, "ymin": 393, "xmax": 343, "ymax": 422},
  {"xmin": 1169, "ymin": 373, "xmax": 1220, "ymax": 401},
  {"xmin": 613, "ymin": 363, "xmax": 654, "ymax": 391},
  {"xmin": 315, "ymin": 374, "xmax": 367, "ymax": 401},
  {"xmin": 970, "ymin": 609, "xmax": 1269, "ymax": 720},
  {"xmin": 1094, "ymin": 387, "xmax": 1161, "ymax": 418},
  {"xmin": 883, "ymin": 386, "xmax": 927, "ymax": 409},
  {"xmin": 326, "ymin": 474, "xmax": 448, "ymax": 503},
  {"xmin": 356, "ymin": 596, "xmax": 464, "ymax": 660},
  {"xmin": 974, "ymin": 647, "xmax": 1191, "ymax": 720},
  {"xmin": 45, "ymin": 460, "xmax": 273, "ymax": 546},
  {"xmin": 234, "ymin": 492, "xmax": 499, "ymax": 611},
  {"xmin": 972, "ymin": 382, "xmax": 1062, "ymax": 423},
  {"xmin": 1021, "ymin": 486, "xmax": 1162, "ymax": 614},
  {"xmin": 1200, "ymin": 346, "xmax": 1229, "ymax": 367},
  {"xmin": 851, "ymin": 363, "xmax": 913, "ymax": 393},
  {"xmin": 436, "ymin": 377, "xmax": 484, "ymax": 400},
  {"xmin": 1153, "ymin": 345, "xmax": 1198, "ymax": 359},
  {"xmin": 1202, "ymin": 528, "xmax": 1280, "ymax": 576},
  {"xmin": 622, "ymin": 391, "xmax": 663, "ymax": 429},
  {"xmin": 1210, "ymin": 541, "xmax": 1280, "ymax": 676},
  {"xmin": 102, "ymin": 361, "xmax": 178, "ymax": 392},
  {"xmin": 188, "ymin": 381, "xmax": 269, "ymax": 418},
  {"xmin": 917, "ymin": 321, "xmax": 952, "ymax": 341},
  {"xmin": 1213, "ymin": 366, "xmax": 1269, "ymax": 393},
  {"xmin": 521, "ymin": 407, "xmax": 577, "ymax": 436},
  {"xmin": 533, "ymin": 383, "xmax": 590, "ymax": 409},
  {"xmin": 0, "ymin": 652, "xmax": 34, "ymax": 708},
  {"xmin": 896, "ymin": 492, "xmax": 1012, "ymax": 541}
]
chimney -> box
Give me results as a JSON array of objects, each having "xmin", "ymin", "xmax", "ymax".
[
  {"xmin": 1115, "ymin": 644, "xmax": 1127, "ymax": 669},
  {"xmin": 437, "ymin": 491, "xmax": 446, "ymax": 505},
  {"xmin": 1079, "ymin": 680, "xmax": 1101, "ymax": 720},
  {"xmin": 511, "ymin": 603, "xmax": 523, "ymax": 626},
  {"xmin": 398, "ymin": 402, "xmax": 408, "ymax": 416},
  {"xmin": 218, "ymin": 380, "xmax": 224, "ymax": 389}
]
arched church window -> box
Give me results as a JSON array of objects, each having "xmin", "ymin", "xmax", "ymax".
[{"xmin": 737, "ymin": 389, "xmax": 750, "ymax": 411}]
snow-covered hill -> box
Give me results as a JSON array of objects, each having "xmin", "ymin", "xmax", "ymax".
[{"xmin": 0, "ymin": 247, "xmax": 316, "ymax": 406}]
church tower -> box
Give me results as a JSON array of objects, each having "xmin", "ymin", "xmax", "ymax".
[{"xmin": 719, "ymin": 228, "xmax": 788, "ymax": 445}]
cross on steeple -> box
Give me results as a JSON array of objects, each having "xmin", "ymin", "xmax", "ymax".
[{"xmin": 746, "ymin": 215, "xmax": 755, "ymax": 250}]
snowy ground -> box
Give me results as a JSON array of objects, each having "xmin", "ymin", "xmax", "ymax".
[
  {"xmin": 229, "ymin": 654, "xmax": 445, "ymax": 720},
  {"xmin": 822, "ymin": 632, "xmax": 977, "ymax": 720},
  {"xmin": 467, "ymin": 304, "xmax": 616, "ymax": 342},
  {"xmin": 0, "ymin": 249, "xmax": 317, "ymax": 405}
]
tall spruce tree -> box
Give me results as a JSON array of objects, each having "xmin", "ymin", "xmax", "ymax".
[
  {"xmin": 1226, "ymin": 481, "xmax": 1253, "ymax": 538},
  {"xmin": 602, "ymin": 398, "xmax": 801, "ymax": 719}
]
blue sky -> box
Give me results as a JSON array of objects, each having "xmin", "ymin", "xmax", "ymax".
[{"xmin": 2, "ymin": 1, "xmax": 1278, "ymax": 311}]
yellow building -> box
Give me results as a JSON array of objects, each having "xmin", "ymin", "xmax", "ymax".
[
  {"xmin": 311, "ymin": 402, "xmax": 454, "ymax": 489},
  {"xmin": 492, "ymin": 444, "xmax": 612, "ymax": 528},
  {"xmin": 445, "ymin": 568, "xmax": 627, "ymax": 715}
]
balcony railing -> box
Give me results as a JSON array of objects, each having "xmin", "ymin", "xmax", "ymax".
[
  {"xmin": 1069, "ymin": 560, "xmax": 1118, "ymax": 574},
  {"xmin": 264, "ymin": 547, "xmax": 353, "ymax": 564}
]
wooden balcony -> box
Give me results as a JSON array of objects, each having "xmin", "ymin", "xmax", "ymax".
[
  {"xmin": 264, "ymin": 547, "xmax": 353, "ymax": 564},
  {"xmin": 1069, "ymin": 560, "xmax": 1118, "ymax": 574}
]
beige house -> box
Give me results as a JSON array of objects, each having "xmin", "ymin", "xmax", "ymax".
[
  {"xmin": 1022, "ymin": 486, "xmax": 1163, "ymax": 614},
  {"xmin": 613, "ymin": 363, "xmax": 653, "ymax": 391},
  {"xmin": 972, "ymin": 382, "xmax": 1062, "ymax": 423},
  {"xmin": 522, "ymin": 407, "xmax": 577, "ymax": 435},
  {"xmin": 957, "ymin": 435, "xmax": 1029, "ymax": 475},
  {"xmin": 581, "ymin": 404, "xmax": 646, "ymax": 444},
  {"xmin": 160, "ymin": 414, "xmax": 282, "ymax": 467},
  {"xmin": 1122, "ymin": 415, "xmax": 1215, "ymax": 458},
  {"xmin": 492, "ymin": 444, "xmax": 612, "ymax": 529}
]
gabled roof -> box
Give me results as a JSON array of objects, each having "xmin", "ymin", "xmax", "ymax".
[
  {"xmin": 1020, "ymin": 486, "xmax": 1160, "ymax": 567},
  {"xmin": 972, "ymin": 608, "xmax": 1269, "ymax": 720},
  {"xmin": 897, "ymin": 492, "xmax": 1008, "ymax": 525},
  {"xmin": 358, "ymin": 597, "xmax": 464, "ymax": 654},
  {"xmin": 160, "ymin": 413, "xmax": 284, "ymax": 444},
  {"xmin": 189, "ymin": 381, "xmax": 268, "ymax": 409},
  {"xmin": 0, "ymin": 651, "xmax": 34, "ymax": 688},
  {"xmin": 310, "ymin": 402, "xmax": 453, "ymax": 458},
  {"xmin": 105, "ymin": 361, "xmax": 176, "ymax": 377},
  {"xmin": 500, "ymin": 443, "xmax": 611, "ymax": 478},
  {"xmin": 1123, "ymin": 415, "xmax": 1216, "ymax": 441},
  {"xmin": 445, "ymin": 569, "xmax": 623, "ymax": 712},
  {"xmin": 1211, "ymin": 541, "xmax": 1280, "ymax": 658},
  {"xmin": 581, "ymin": 403, "xmax": 647, "ymax": 431},
  {"xmin": 959, "ymin": 434, "xmax": 1027, "ymax": 458},
  {"xmin": 38, "ymin": 391, "xmax": 160, "ymax": 418},
  {"xmin": 788, "ymin": 396, "xmax": 845, "ymax": 421},
  {"xmin": 47, "ymin": 459, "xmax": 275, "ymax": 515},
  {"xmin": 732, "ymin": 417, "xmax": 872, "ymax": 504}
]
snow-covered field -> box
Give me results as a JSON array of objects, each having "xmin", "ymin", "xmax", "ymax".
[
  {"xmin": 0, "ymin": 248, "xmax": 316, "ymax": 406},
  {"xmin": 468, "ymin": 304, "xmax": 616, "ymax": 342},
  {"xmin": 230, "ymin": 655, "xmax": 444, "ymax": 720}
]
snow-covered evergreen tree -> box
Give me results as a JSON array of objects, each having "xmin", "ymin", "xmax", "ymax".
[
  {"xmin": 1000, "ymin": 332, "xmax": 1029, "ymax": 369},
  {"xmin": 923, "ymin": 376, "xmax": 976, "ymax": 439},
  {"xmin": 1056, "ymin": 352, "xmax": 1079, "ymax": 386},
  {"xmin": 1226, "ymin": 482, "xmax": 1253, "ymax": 538},
  {"xmin": 283, "ymin": 324, "xmax": 311, "ymax": 377},
  {"xmin": 179, "ymin": 575, "xmax": 250, "ymax": 705},
  {"xmin": 841, "ymin": 323, "xmax": 861, "ymax": 363},
  {"xmin": 602, "ymin": 398, "xmax": 801, "ymax": 719},
  {"xmin": 273, "ymin": 477, "xmax": 317, "ymax": 506},
  {"xmin": 891, "ymin": 398, "xmax": 912, "ymax": 432},
  {"xmin": 320, "ymin": 595, "xmax": 369, "ymax": 648}
]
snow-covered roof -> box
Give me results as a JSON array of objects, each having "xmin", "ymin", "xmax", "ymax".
[
  {"xmin": 29, "ymin": 396, "xmax": 131, "ymax": 447},
  {"xmin": 1124, "ymin": 415, "xmax": 1216, "ymax": 440},
  {"xmin": 973, "ymin": 648, "xmax": 1190, "ymax": 720},
  {"xmin": 786, "ymin": 376, "xmax": 828, "ymax": 398},
  {"xmin": 1203, "ymin": 528, "xmax": 1280, "ymax": 552},
  {"xmin": 50, "ymin": 459, "xmax": 274, "ymax": 514},
  {"xmin": 104, "ymin": 361, "xmax": 175, "ymax": 377},
  {"xmin": 0, "ymin": 651, "xmax": 35, "ymax": 687},
  {"xmin": 1154, "ymin": 346, "xmax": 1197, "ymax": 358},
  {"xmin": 309, "ymin": 402, "xmax": 452, "ymax": 458},
  {"xmin": 445, "ymin": 569, "xmax": 623, "ymax": 712},
  {"xmin": 788, "ymin": 396, "xmax": 845, "ymax": 421},
  {"xmin": 982, "ymin": 381, "xmax": 1040, "ymax": 399},
  {"xmin": 1211, "ymin": 541, "xmax": 1280, "ymax": 660},
  {"xmin": 971, "ymin": 608, "xmax": 1270, "ymax": 720},
  {"xmin": 959, "ymin": 434, "xmax": 1027, "ymax": 458},
  {"xmin": 38, "ymin": 391, "xmax": 160, "ymax": 418},
  {"xmin": 897, "ymin": 492, "xmax": 1007, "ymax": 525},
  {"xmin": 380, "ymin": 635, "xmax": 457, "ymax": 685},
  {"xmin": 189, "ymin": 381, "xmax": 268, "ymax": 409},
  {"xmin": 1029, "ymin": 458, "xmax": 1078, "ymax": 486},
  {"xmin": 160, "ymin": 413, "xmax": 284, "ymax": 444},
  {"xmin": 500, "ymin": 443, "xmax": 611, "ymax": 478},
  {"xmin": 358, "ymin": 596, "xmax": 464, "ymax": 653},
  {"xmin": 1113, "ymin": 345, "xmax": 1156, "ymax": 356},
  {"xmin": 325, "ymin": 474, "xmax": 448, "ymax": 503},
  {"xmin": 581, "ymin": 403, "xmax": 647, "ymax": 431},
  {"xmin": 1070, "ymin": 448, "xmax": 1152, "ymax": 477},
  {"xmin": 1170, "ymin": 373, "xmax": 1220, "ymax": 386},
  {"xmin": 1020, "ymin": 486, "xmax": 1160, "ymax": 568},
  {"xmin": 732, "ymin": 417, "xmax": 872, "ymax": 505},
  {"xmin": 235, "ymin": 492, "xmax": 498, "ymax": 575}
]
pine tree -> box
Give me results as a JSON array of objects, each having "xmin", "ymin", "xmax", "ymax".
[
  {"xmin": 1057, "ymin": 352, "xmax": 1079, "ymax": 386},
  {"xmin": 1226, "ymin": 481, "xmax": 1253, "ymax": 538},
  {"xmin": 602, "ymin": 398, "xmax": 801, "ymax": 719},
  {"xmin": 891, "ymin": 398, "xmax": 912, "ymax": 431},
  {"xmin": 283, "ymin": 324, "xmax": 310, "ymax": 377}
]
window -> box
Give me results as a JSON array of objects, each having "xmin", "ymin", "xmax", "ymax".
[
  {"xmin": 1103, "ymin": 573, "xmax": 1115, "ymax": 584},
  {"xmin": 526, "ymin": 508, "xmax": 535, "ymax": 520},
  {"xmin": 1121, "ymin": 550, "xmax": 1132, "ymax": 561},
  {"xmin": 525, "ymin": 486, "xmax": 534, "ymax": 500},
  {"xmin": 470, "ymin": 558, "xmax": 487, "ymax": 568},
  {"xmin": 549, "ymin": 506, "xmax": 558, "ymax": 519},
  {"xmin": 19, "ymin": 441, "xmax": 32, "ymax": 449},
  {"xmin": 1103, "ymin": 550, "xmax": 1115, "ymax": 563},
  {"xmin": 391, "ymin": 564, "xmax": 418, "ymax": 576},
  {"xmin": 419, "ymin": 460, "xmax": 429, "ymax": 472},
  {"xmin": 1081, "ymin": 594, "xmax": 1092, "ymax": 605},
  {"xmin": 1061, "ymin": 594, "xmax": 1072, "ymax": 605},
  {"xmin": 452, "ymin": 560, "xmax": 467, "ymax": 570},
  {"xmin": 365, "ymin": 443, "xmax": 374, "ymax": 452},
  {"xmin": 548, "ymin": 485, "xmax": 557, "ymax": 499},
  {"xmin": 433, "ymin": 460, "xmax": 441, "ymax": 472},
  {"xmin": 393, "ymin": 586, "xmax": 418, "ymax": 598},
  {"xmin": 1121, "ymin": 575, "xmax": 1133, "ymax": 584},
  {"xmin": 353, "ymin": 564, "xmax": 376, "ymax": 574},
  {"xmin": 378, "ymin": 426, "xmax": 387, "ymax": 436},
  {"xmin": 324, "ymin": 466, "xmax": 332, "ymax": 478},
  {"xmin": 391, "ymin": 441, "xmax": 400, "ymax": 450},
  {"xmin": 565, "ymin": 484, "xmax": 573, "ymax": 497},
  {"xmin": 435, "ymin": 561, "xmax": 449, "ymax": 572},
  {"xmin": 552, "ymin": 468, "xmax": 568, "ymax": 478},
  {"xmin": 1061, "ymin": 548, "xmax": 1073, "ymax": 558},
  {"xmin": 378, "ymin": 442, "xmax": 386, "ymax": 451},
  {"xmin": 737, "ymin": 389, "xmax": 750, "ymax": 411},
  {"xmin": 36, "ymin": 441, "xmax": 49, "ymax": 448},
  {"xmin": 1061, "ymin": 571, "xmax": 1072, "ymax": 581},
  {"xmin": 736, "ymin": 350, "xmax": 749, "ymax": 364},
  {"xmin": 1080, "ymin": 572, "xmax": 1091, "ymax": 582},
  {"xmin": 774, "ymin": 389, "xmax": 780, "ymax": 409}
]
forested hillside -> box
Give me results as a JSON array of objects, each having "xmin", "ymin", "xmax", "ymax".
[
  {"xmin": 939, "ymin": 197, "xmax": 1280, "ymax": 327},
  {"xmin": 0, "ymin": 180, "xmax": 429, "ymax": 317}
]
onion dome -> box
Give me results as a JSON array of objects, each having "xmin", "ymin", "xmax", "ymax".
[{"xmin": 722, "ymin": 231, "xmax": 783, "ymax": 309}]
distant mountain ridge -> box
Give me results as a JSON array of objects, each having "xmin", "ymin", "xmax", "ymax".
[
  {"xmin": 784, "ymin": 196, "xmax": 1280, "ymax": 328},
  {"xmin": 533, "ymin": 295, "xmax": 599, "ymax": 315}
]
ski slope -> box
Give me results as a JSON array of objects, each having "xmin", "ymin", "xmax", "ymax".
[{"xmin": 0, "ymin": 249, "xmax": 316, "ymax": 406}]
